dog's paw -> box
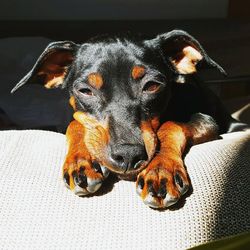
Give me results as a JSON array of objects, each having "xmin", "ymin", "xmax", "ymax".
[
  {"xmin": 63, "ymin": 158, "xmax": 110, "ymax": 196},
  {"xmin": 136, "ymin": 155, "xmax": 189, "ymax": 209}
]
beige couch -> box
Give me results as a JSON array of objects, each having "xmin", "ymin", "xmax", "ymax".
[{"xmin": 0, "ymin": 129, "xmax": 249, "ymax": 250}]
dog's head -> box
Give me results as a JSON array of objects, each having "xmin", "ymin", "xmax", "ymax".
[{"xmin": 12, "ymin": 30, "xmax": 225, "ymax": 177}]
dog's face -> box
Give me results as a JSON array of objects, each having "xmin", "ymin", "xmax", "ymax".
[{"xmin": 12, "ymin": 30, "xmax": 225, "ymax": 176}]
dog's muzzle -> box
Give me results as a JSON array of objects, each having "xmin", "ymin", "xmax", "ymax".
[{"xmin": 109, "ymin": 143, "xmax": 148, "ymax": 173}]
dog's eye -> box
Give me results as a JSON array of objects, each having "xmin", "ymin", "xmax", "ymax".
[
  {"xmin": 78, "ymin": 88, "xmax": 93, "ymax": 96},
  {"xmin": 143, "ymin": 82, "xmax": 161, "ymax": 93}
]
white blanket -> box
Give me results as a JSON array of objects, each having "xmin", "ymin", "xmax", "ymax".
[{"xmin": 0, "ymin": 130, "xmax": 249, "ymax": 250}]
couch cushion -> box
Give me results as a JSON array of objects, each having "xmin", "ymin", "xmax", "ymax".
[{"xmin": 0, "ymin": 130, "xmax": 249, "ymax": 249}]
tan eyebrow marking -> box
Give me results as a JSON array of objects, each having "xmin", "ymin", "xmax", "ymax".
[
  {"xmin": 87, "ymin": 73, "xmax": 103, "ymax": 89},
  {"xmin": 132, "ymin": 65, "xmax": 146, "ymax": 80},
  {"xmin": 69, "ymin": 96, "xmax": 76, "ymax": 110}
]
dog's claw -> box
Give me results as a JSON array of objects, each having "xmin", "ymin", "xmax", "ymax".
[
  {"xmin": 147, "ymin": 180, "xmax": 157, "ymax": 196},
  {"xmin": 174, "ymin": 172, "xmax": 183, "ymax": 188},
  {"xmin": 86, "ymin": 179, "xmax": 102, "ymax": 193},
  {"xmin": 74, "ymin": 185, "xmax": 89, "ymax": 196},
  {"xmin": 162, "ymin": 194, "xmax": 179, "ymax": 208},
  {"xmin": 93, "ymin": 161, "xmax": 102, "ymax": 174},
  {"xmin": 100, "ymin": 165, "xmax": 110, "ymax": 178},
  {"xmin": 138, "ymin": 176, "xmax": 144, "ymax": 189},
  {"xmin": 158, "ymin": 179, "xmax": 167, "ymax": 198},
  {"xmin": 74, "ymin": 167, "xmax": 88, "ymax": 188},
  {"xmin": 63, "ymin": 172, "xmax": 70, "ymax": 189}
]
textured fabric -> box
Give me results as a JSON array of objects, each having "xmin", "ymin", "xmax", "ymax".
[{"xmin": 0, "ymin": 130, "xmax": 249, "ymax": 250}]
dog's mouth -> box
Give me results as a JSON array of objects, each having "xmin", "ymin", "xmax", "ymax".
[{"xmin": 74, "ymin": 111, "xmax": 158, "ymax": 179}]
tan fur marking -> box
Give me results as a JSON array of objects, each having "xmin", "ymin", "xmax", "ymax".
[
  {"xmin": 38, "ymin": 51, "xmax": 73, "ymax": 88},
  {"xmin": 140, "ymin": 120, "xmax": 158, "ymax": 160},
  {"xmin": 64, "ymin": 120, "xmax": 90, "ymax": 162},
  {"xmin": 88, "ymin": 73, "xmax": 103, "ymax": 89},
  {"xmin": 150, "ymin": 116, "xmax": 160, "ymax": 132},
  {"xmin": 157, "ymin": 121, "xmax": 188, "ymax": 155},
  {"xmin": 69, "ymin": 96, "xmax": 76, "ymax": 110},
  {"xmin": 172, "ymin": 46, "xmax": 203, "ymax": 74},
  {"xmin": 73, "ymin": 111, "xmax": 109, "ymax": 164},
  {"xmin": 63, "ymin": 120, "xmax": 103, "ymax": 190},
  {"xmin": 132, "ymin": 66, "xmax": 146, "ymax": 80},
  {"xmin": 44, "ymin": 72, "xmax": 66, "ymax": 88}
]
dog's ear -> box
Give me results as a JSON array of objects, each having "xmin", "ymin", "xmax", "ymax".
[
  {"xmin": 145, "ymin": 30, "xmax": 226, "ymax": 76},
  {"xmin": 11, "ymin": 41, "xmax": 79, "ymax": 93}
]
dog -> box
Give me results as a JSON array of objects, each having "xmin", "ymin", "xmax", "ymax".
[{"xmin": 12, "ymin": 30, "xmax": 248, "ymax": 209}]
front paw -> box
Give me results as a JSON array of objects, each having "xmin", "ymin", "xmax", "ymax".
[
  {"xmin": 136, "ymin": 155, "xmax": 189, "ymax": 208},
  {"xmin": 63, "ymin": 158, "xmax": 110, "ymax": 196}
]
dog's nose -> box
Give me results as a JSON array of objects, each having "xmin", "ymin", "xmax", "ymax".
[{"xmin": 110, "ymin": 144, "xmax": 147, "ymax": 171}]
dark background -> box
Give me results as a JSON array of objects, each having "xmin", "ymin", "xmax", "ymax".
[{"xmin": 0, "ymin": 0, "xmax": 250, "ymax": 131}]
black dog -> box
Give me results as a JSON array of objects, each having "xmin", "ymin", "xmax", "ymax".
[{"xmin": 12, "ymin": 30, "xmax": 248, "ymax": 209}]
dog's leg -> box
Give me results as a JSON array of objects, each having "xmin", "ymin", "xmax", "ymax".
[
  {"xmin": 136, "ymin": 113, "xmax": 219, "ymax": 208},
  {"xmin": 63, "ymin": 120, "xmax": 110, "ymax": 196}
]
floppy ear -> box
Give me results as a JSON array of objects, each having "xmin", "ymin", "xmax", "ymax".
[
  {"xmin": 11, "ymin": 41, "xmax": 79, "ymax": 93},
  {"xmin": 145, "ymin": 30, "xmax": 226, "ymax": 76}
]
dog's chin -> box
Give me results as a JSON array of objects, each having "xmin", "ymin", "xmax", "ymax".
[
  {"xmin": 105, "ymin": 160, "xmax": 149, "ymax": 181},
  {"xmin": 116, "ymin": 167, "xmax": 145, "ymax": 181},
  {"xmin": 116, "ymin": 172, "xmax": 138, "ymax": 181}
]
